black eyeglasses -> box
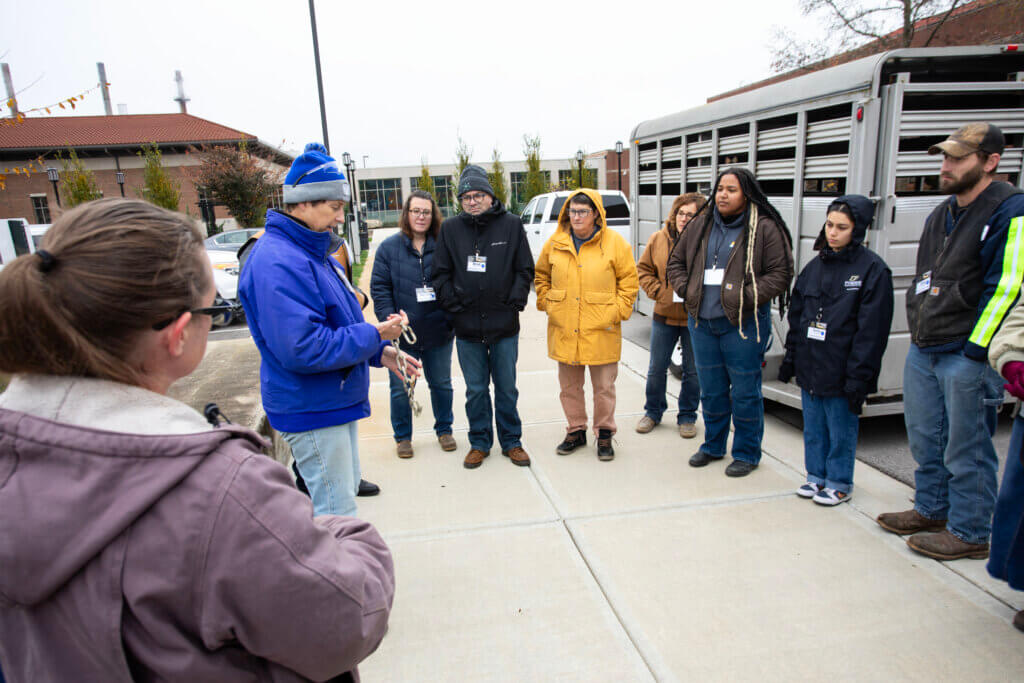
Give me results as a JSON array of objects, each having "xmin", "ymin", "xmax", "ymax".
[{"xmin": 152, "ymin": 303, "xmax": 236, "ymax": 330}]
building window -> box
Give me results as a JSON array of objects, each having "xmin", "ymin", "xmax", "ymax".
[
  {"xmin": 31, "ymin": 195, "xmax": 51, "ymax": 224},
  {"xmin": 510, "ymin": 170, "xmax": 551, "ymax": 205},
  {"xmin": 358, "ymin": 178, "xmax": 403, "ymax": 226},
  {"xmin": 409, "ymin": 175, "xmax": 454, "ymax": 208},
  {"xmin": 268, "ymin": 187, "xmax": 285, "ymax": 210},
  {"xmin": 557, "ymin": 168, "xmax": 596, "ymax": 189}
]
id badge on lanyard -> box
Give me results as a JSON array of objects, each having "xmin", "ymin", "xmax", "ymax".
[
  {"xmin": 416, "ymin": 286, "xmax": 436, "ymax": 302},
  {"xmin": 807, "ymin": 321, "xmax": 827, "ymax": 341},
  {"xmin": 916, "ymin": 270, "xmax": 931, "ymax": 295},
  {"xmin": 704, "ymin": 268, "xmax": 724, "ymax": 286},
  {"xmin": 467, "ymin": 254, "xmax": 487, "ymax": 273}
]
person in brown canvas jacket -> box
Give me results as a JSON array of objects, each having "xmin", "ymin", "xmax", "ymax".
[
  {"xmin": 636, "ymin": 192, "xmax": 704, "ymax": 439},
  {"xmin": 0, "ymin": 199, "xmax": 394, "ymax": 682},
  {"xmin": 666, "ymin": 167, "xmax": 794, "ymax": 477}
]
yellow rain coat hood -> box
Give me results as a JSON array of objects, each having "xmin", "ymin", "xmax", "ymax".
[{"xmin": 534, "ymin": 189, "xmax": 639, "ymax": 365}]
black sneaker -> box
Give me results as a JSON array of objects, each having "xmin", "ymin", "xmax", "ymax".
[
  {"xmin": 724, "ymin": 460, "xmax": 758, "ymax": 477},
  {"xmin": 689, "ymin": 450, "xmax": 722, "ymax": 467},
  {"xmin": 357, "ymin": 479, "xmax": 381, "ymax": 496},
  {"xmin": 597, "ymin": 429, "xmax": 614, "ymax": 461},
  {"xmin": 556, "ymin": 430, "xmax": 587, "ymax": 455}
]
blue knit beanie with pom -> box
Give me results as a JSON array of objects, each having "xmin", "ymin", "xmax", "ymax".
[{"xmin": 283, "ymin": 143, "xmax": 351, "ymax": 203}]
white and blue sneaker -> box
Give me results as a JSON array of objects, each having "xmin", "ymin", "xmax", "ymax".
[
  {"xmin": 796, "ymin": 482, "xmax": 822, "ymax": 499},
  {"xmin": 813, "ymin": 487, "xmax": 851, "ymax": 506}
]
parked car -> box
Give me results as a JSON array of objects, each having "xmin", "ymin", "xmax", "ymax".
[
  {"xmin": 207, "ymin": 249, "xmax": 241, "ymax": 327},
  {"xmin": 204, "ymin": 228, "xmax": 262, "ymax": 252},
  {"xmin": 0, "ymin": 218, "xmax": 35, "ymax": 272},
  {"xmin": 519, "ymin": 190, "xmax": 631, "ymax": 261}
]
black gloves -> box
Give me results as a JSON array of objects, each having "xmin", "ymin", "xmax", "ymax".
[
  {"xmin": 777, "ymin": 362, "xmax": 795, "ymax": 384},
  {"xmin": 845, "ymin": 391, "xmax": 866, "ymax": 416}
]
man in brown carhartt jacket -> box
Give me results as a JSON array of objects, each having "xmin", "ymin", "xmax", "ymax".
[{"xmin": 635, "ymin": 193, "xmax": 704, "ymax": 437}]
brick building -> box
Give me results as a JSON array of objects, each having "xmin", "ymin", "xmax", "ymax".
[{"xmin": 0, "ymin": 113, "xmax": 291, "ymax": 227}]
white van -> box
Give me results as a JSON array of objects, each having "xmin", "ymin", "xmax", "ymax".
[
  {"xmin": 520, "ymin": 190, "xmax": 632, "ymax": 260},
  {"xmin": 0, "ymin": 218, "xmax": 35, "ymax": 271}
]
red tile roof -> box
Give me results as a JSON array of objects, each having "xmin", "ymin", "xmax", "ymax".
[{"xmin": 0, "ymin": 113, "xmax": 255, "ymax": 151}]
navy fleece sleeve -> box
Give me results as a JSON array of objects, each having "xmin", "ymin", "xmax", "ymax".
[
  {"xmin": 845, "ymin": 261, "xmax": 894, "ymax": 395},
  {"xmin": 965, "ymin": 194, "xmax": 1024, "ymax": 360},
  {"xmin": 431, "ymin": 223, "xmax": 462, "ymax": 313},
  {"xmin": 370, "ymin": 241, "xmax": 397, "ymax": 321}
]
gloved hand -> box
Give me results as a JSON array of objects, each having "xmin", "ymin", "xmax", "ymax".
[
  {"xmin": 1002, "ymin": 361, "xmax": 1024, "ymax": 400},
  {"xmin": 845, "ymin": 392, "xmax": 866, "ymax": 416},
  {"xmin": 777, "ymin": 361, "xmax": 795, "ymax": 384}
]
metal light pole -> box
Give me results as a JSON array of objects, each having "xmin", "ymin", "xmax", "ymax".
[
  {"xmin": 615, "ymin": 141, "xmax": 623, "ymax": 193},
  {"xmin": 46, "ymin": 167, "xmax": 61, "ymax": 207},
  {"xmin": 342, "ymin": 152, "xmax": 363, "ymax": 261},
  {"xmin": 362, "ymin": 155, "xmax": 368, "ymax": 169},
  {"xmin": 576, "ymin": 150, "xmax": 584, "ymax": 189},
  {"xmin": 307, "ymin": 0, "xmax": 330, "ymax": 152},
  {"xmin": 116, "ymin": 171, "xmax": 125, "ymax": 197}
]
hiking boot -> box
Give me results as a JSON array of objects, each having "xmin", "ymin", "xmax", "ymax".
[
  {"xmin": 502, "ymin": 446, "xmax": 531, "ymax": 467},
  {"xmin": 396, "ymin": 440, "xmax": 414, "ymax": 458},
  {"xmin": 725, "ymin": 460, "xmax": 758, "ymax": 477},
  {"xmin": 678, "ymin": 423, "xmax": 697, "ymax": 439},
  {"xmin": 438, "ymin": 433, "xmax": 457, "ymax": 451},
  {"xmin": 635, "ymin": 416, "xmax": 656, "ymax": 434},
  {"xmin": 357, "ymin": 479, "xmax": 380, "ymax": 496},
  {"xmin": 464, "ymin": 449, "xmax": 489, "ymax": 469},
  {"xmin": 906, "ymin": 529, "xmax": 989, "ymax": 560},
  {"xmin": 556, "ymin": 430, "xmax": 587, "ymax": 455},
  {"xmin": 796, "ymin": 482, "xmax": 823, "ymax": 499},
  {"xmin": 876, "ymin": 509, "xmax": 947, "ymax": 536},
  {"xmin": 597, "ymin": 429, "xmax": 614, "ymax": 461},
  {"xmin": 689, "ymin": 450, "xmax": 722, "ymax": 467},
  {"xmin": 813, "ymin": 487, "xmax": 850, "ymax": 506}
]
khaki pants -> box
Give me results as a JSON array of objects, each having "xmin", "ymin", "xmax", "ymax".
[{"xmin": 557, "ymin": 362, "xmax": 618, "ymax": 435}]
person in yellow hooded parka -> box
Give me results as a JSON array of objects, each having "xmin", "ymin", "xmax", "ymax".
[{"xmin": 535, "ymin": 189, "xmax": 639, "ymax": 461}]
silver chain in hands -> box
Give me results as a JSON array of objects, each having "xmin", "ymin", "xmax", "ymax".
[{"xmin": 391, "ymin": 323, "xmax": 422, "ymax": 416}]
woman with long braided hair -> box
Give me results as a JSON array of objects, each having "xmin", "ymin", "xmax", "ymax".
[{"xmin": 666, "ymin": 167, "xmax": 794, "ymax": 477}]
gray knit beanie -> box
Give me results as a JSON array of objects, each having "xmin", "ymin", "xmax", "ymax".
[{"xmin": 457, "ymin": 164, "xmax": 494, "ymax": 198}]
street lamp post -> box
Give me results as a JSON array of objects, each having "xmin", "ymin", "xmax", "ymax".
[
  {"xmin": 307, "ymin": 0, "xmax": 331, "ymax": 152},
  {"xmin": 576, "ymin": 150, "xmax": 584, "ymax": 189},
  {"xmin": 46, "ymin": 167, "xmax": 61, "ymax": 207},
  {"xmin": 341, "ymin": 152, "xmax": 363, "ymax": 260},
  {"xmin": 116, "ymin": 171, "xmax": 125, "ymax": 197},
  {"xmin": 615, "ymin": 141, "xmax": 623, "ymax": 193}
]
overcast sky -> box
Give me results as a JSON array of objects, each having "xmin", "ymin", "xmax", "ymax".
[{"xmin": 1, "ymin": 0, "xmax": 823, "ymax": 167}]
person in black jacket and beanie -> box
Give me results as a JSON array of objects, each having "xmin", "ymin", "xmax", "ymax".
[
  {"xmin": 371, "ymin": 190, "xmax": 456, "ymax": 459},
  {"xmin": 778, "ymin": 195, "xmax": 894, "ymax": 505},
  {"xmin": 432, "ymin": 165, "xmax": 535, "ymax": 469}
]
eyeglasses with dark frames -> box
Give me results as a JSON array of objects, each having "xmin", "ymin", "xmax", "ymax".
[{"xmin": 152, "ymin": 302, "xmax": 237, "ymax": 330}]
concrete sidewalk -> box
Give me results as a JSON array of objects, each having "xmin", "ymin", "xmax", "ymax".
[{"xmin": 177, "ymin": 232, "xmax": 1024, "ymax": 681}]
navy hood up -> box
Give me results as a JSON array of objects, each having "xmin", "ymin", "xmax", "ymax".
[{"xmin": 813, "ymin": 194, "xmax": 875, "ymax": 251}]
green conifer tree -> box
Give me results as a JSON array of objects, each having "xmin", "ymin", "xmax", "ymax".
[
  {"xmin": 417, "ymin": 161, "xmax": 437, "ymax": 202},
  {"xmin": 59, "ymin": 149, "xmax": 103, "ymax": 207},
  {"xmin": 450, "ymin": 135, "xmax": 472, "ymax": 209},
  {"xmin": 488, "ymin": 148, "xmax": 508, "ymax": 206},
  {"xmin": 137, "ymin": 143, "xmax": 181, "ymax": 211},
  {"xmin": 522, "ymin": 134, "xmax": 547, "ymax": 204}
]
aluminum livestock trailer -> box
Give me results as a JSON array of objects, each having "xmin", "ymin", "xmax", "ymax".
[{"xmin": 630, "ymin": 46, "xmax": 1024, "ymax": 415}]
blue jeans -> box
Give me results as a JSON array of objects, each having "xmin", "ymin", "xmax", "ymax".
[
  {"xmin": 904, "ymin": 345, "xmax": 1003, "ymax": 544},
  {"xmin": 801, "ymin": 391, "xmax": 858, "ymax": 493},
  {"xmin": 644, "ymin": 318, "xmax": 700, "ymax": 424},
  {"xmin": 688, "ymin": 306, "xmax": 770, "ymax": 464},
  {"xmin": 280, "ymin": 422, "xmax": 360, "ymax": 517},
  {"xmin": 456, "ymin": 335, "xmax": 522, "ymax": 452},
  {"xmin": 989, "ymin": 414, "xmax": 1024, "ymax": 590},
  {"xmin": 388, "ymin": 340, "xmax": 454, "ymax": 441}
]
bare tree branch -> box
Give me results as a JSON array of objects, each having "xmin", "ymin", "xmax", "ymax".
[{"xmin": 922, "ymin": 0, "xmax": 963, "ymax": 46}]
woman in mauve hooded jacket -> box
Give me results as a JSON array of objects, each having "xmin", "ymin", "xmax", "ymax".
[
  {"xmin": 0, "ymin": 199, "xmax": 393, "ymax": 683},
  {"xmin": 535, "ymin": 188, "xmax": 639, "ymax": 461}
]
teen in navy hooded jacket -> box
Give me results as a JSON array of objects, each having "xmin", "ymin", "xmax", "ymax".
[{"xmin": 779, "ymin": 195, "xmax": 894, "ymax": 506}]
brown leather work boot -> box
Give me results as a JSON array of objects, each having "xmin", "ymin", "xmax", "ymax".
[
  {"xmin": 906, "ymin": 529, "xmax": 989, "ymax": 560},
  {"xmin": 502, "ymin": 446, "xmax": 531, "ymax": 467},
  {"xmin": 438, "ymin": 434, "xmax": 457, "ymax": 451},
  {"xmin": 876, "ymin": 509, "xmax": 947, "ymax": 536},
  {"xmin": 463, "ymin": 448, "xmax": 488, "ymax": 469},
  {"xmin": 396, "ymin": 440, "xmax": 413, "ymax": 459}
]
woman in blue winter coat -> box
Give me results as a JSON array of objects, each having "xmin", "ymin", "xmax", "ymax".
[
  {"xmin": 371, "ymin": 190, "xmax": 456, "ymax": 458},
  {"xmin": 778, "ymin": 195, "xmax": 894, "ymax": 505}
]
